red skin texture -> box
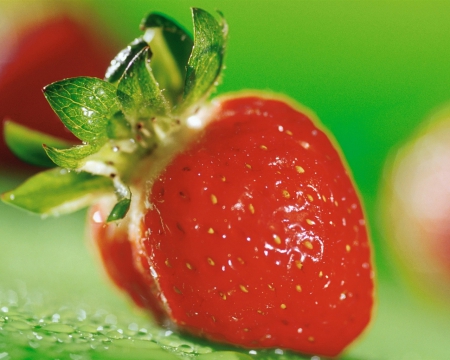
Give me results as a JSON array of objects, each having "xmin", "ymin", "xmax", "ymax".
[
  {"xmin": 0, "ymin": 15, "xmax": 115, "ymax": 169},
  {"xmin": 135, "ymin": 96, "xmax": 374, "ymax": 357},
  {"xmin": 90, "ymin": 95, "xmax": 374, "ymax": 357}
]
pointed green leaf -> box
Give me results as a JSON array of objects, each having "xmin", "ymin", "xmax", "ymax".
[
  {"xmin": 117, "ymin": 47, "xmax": 169, "ymax": 120},
  {"xmin": 43, "ymin": 77, "xmax": 120, "ymax": 143},
  {"xmin": 44, "ymin": 144, "xmax": 98, "ymax": 170},
  {"xmin": 181, "ymin": 8, "xmax": 227, "ymax": 111},
  {"xmin": 4, "ymin": 121, "xmax": 71, "ymax": 167},
  {"xmin": 104, "ymin": 38, "xmax": 148, "ymax": 84},
  {"xmin": 1, "ymin": 168, "xmax": 114, "ymax": 216},
  {"xmin": 141, "ymin": 12, "xmax": 193, "ymax": 105},
  {"xmin": 107, "ymin": 198, "xmax": 131, "ymax": 222}
]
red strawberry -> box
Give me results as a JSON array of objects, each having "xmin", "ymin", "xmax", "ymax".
[
  {"xmin": 88, "ymin": 199, "xmax": 166, "ymax": 322},
  {"xmin": 382, "ymin": 105, "xmax": 450, "ymax": 300},
  {"xmin": 130, "ymin": 94, "xmax": 374, "ymax": 356},
  {"xmin": 2, "ymin": 8, "xmax": 374, "ymax": 358}
]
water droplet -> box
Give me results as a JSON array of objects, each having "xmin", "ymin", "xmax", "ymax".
[
  {"xmin": 105, "ymin": 314, "xmax": 117, "ymax": 325},
  {"xmin": 28, "ymin": 340, "xmax": 39, "ymax": 349},
  {"xmin": 76, "ymin": 309, "xmax": 87, "ymax": 321},
  {"xmin": 107, "ymin": 330, "xmax": 124, "ymax": 339},
  {"xmin": 128, "ymin": 322, "xmax": 139, "ymax": 331},
  {"xmin": 81, "ymin": 107, "xmax": 94, "ymax": 118},
  {"xmin": 178, "ymin": 344, "xmax": 194, "ymax": 353},
  {"xmin": 77, "ymin": 324, "xmax": 98, "ymax": 334}
]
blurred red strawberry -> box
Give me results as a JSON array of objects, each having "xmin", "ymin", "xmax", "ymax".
[
  {"xmin": 0, "ymin": 14, "xmax": 115, "ymax": 170},
  {"xmin": 382, "ymin": 105, "xmax": 450, "ymax": 300}
]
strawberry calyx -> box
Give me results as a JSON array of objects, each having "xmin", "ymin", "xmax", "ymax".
[{"xmin": 1, "ymin": 8, "xmax": 227, "ymax": 221}]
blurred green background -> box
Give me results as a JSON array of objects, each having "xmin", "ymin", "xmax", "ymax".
[{"xmin": 1, "ymin": 0, "xmax": 450, "ymax": 359}]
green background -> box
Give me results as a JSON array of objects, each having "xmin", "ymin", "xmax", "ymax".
[{"xmin": 1, "ymin": 0, "xmax": 450, "ymax": 359}]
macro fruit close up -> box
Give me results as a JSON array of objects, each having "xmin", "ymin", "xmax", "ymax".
[{"xmin": 2, "ymin": 8, "xmax": 375, "ymax": 358}]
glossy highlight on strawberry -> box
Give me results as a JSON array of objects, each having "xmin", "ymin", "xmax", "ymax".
[{"xmin": 2, "ymin": 8, "xmax": 375, "ymax": 358}]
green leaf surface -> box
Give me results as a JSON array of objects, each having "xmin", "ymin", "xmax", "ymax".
[
  {"xmin": 107, "ymin": 111, "xmax": 133, "ymax": 140},
  {"xmin": 107, "ymin": 197, "xmax": 131, "ymax": 222},
  {"xmin": 197, "ymin": 352, "xmax": 254, "ymax": 360},
  {"xmin": 117, "ymin": 47, "xmax": 169, "ymax": 121},
  {"xmin": 4, "ymin": 121, "xmax": 71, "ymax": 167},
  {"xmin": 0, "ymin": 287, "xmax": 311, "ymax": 360},
  {"xmin": 105, "ymin": 38, "xmax": 148, "ymax": 84},
  {"xmin": 1, "ymin": 168, "xmax": 114, "ymax": 216},
  {"xmin": 181, "ymin": 8, "xmax": 227, "ymax": 111},
  {"xmin": 43, "ymin": 143, "xmax": 99, "ymax": 170},
  {"xmin": 43, "ymin": 77, "xmax": 120, "ymax": 143},
  {"xmin": 141, "ymin": 12, "xmax": 193, "ymax": 105}
]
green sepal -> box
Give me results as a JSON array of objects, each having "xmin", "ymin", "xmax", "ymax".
[
  {"xmin": 117, "ymin": 47, "xmax": 169, "ymax": 121},
  {"xmin": 107, "ymin": 198, "xmax": 131, "ymax": 222},
  {"xmin": 43, "ymin": 144, "xmax": 99, "ymax": 170},
  {"xmin": 1, "ymin": 168, "xmax": 114, "ymax": 217},
  {"xmin": 4, "ymin": 121, "xmax": 71, "ymax": 167},
  {"xmin": 181, "ymin": 8, "xmax": 227, "ymax": 112},
  {"xmin": 107, "ymin": 111, "xmax": 133, "ymax": 140},
  {"xmin": 43, "ymin": 77, "xmax": 120, "ymax": 143},
  {"xmin": 1, "ymin": 8, "xmax": 229, "ymax": 223},
  {"xmin": 104, "ymin": 38, "xmax": 148, "ymax": 84},
  {"xmin": 140, "ymin": 12, "xmax": 193, "ymax": 105}
]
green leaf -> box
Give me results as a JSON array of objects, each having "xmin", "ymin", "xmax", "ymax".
[
  {"xmin": 107, "ymin": 111, "xmax": 133, "ymax": 140},
  {"xmin": 181, "ymin": 8, "xmax": 227, "ymax": 111},
  {"xmin": 1, "ymin": 168, "xmax": 114, "ymax": 216},
  {"xmin": 197, "ymin": 352, "xmax": 254, "ymax": 360},
  {"xmin": 4, "ymin": 121, "xmax": 71, "ymax": 167},
  {"xmin": 43, "ymin": 144, "xmax": 98, "ymax": 169},
  {"xmin": 141, "ymin": 12, "xmax": 193, "ymax": 105},
  {"xmin": 117, "ymin": 47, "xmax": 169, "ymax": 121},
  {"xmin": 43, "ymin": 77, "xmax": 120, "ymax": 143},
  {"xmin": 105, "ymin": 38, "xmax": 148, "ymax": 83},
  {"xmin": 107, "ymin": 198, "xmax": 131, "ymax": 222}
]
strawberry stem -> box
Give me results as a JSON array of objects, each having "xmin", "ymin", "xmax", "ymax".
[{"xmin": 1, "ymin": 8, "xmax": 228, "ymax": 222}]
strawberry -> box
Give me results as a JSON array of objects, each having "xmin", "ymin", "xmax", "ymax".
[
  {"xmin": 0, "ymin": 14, "xmax": 115, "ymax": 169},
  {"xmin": 1, "ymin": 8, "xmax": 374, "ymax": 357},
  {"xmin": 88, "ymin": 199, "xmax": 166, "ymax": 322},
  {"xmin": 382, "ymin": 105, "xmax": 450, "ymax": 300}
]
